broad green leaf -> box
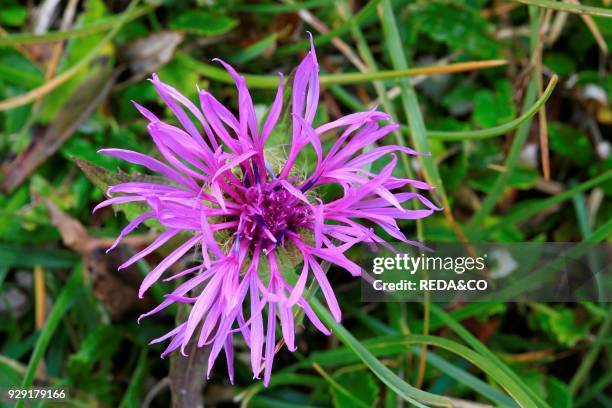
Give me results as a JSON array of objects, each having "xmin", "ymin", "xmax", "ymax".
[
  {"xmin": 0, "ymin": 49, "xmax": 43, "ymax": 89},
  {"xmin": 411, "ymin": 1, "xmax": 500, "ymax": 59},
  {"xmin": 0, "ymin": 6, "xmax": 27, "ymax": 27},
  {"xmin": 528, "ymin": 305, "xmax": 591, "ymax": 347},
  {"xmin": 169, "ymin": 10, "xmax": 237, "ymax": 37},
  {"xmin": 549, "ymin": 122, "xmax": 594, "ymax": 167},
  {"xmin": 473, "ymin": 79, "xmax": 516, "ymax": 128},
  {"xmin": 331, "ymin": 371, "xmax": 379, "ymax": 408},
  {"xmin": 544, "ymin": 53, "xmax": 576, "ymax": 76}
]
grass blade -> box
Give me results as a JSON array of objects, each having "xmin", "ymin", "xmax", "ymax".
[
  {"xmin": 481, "ymin": 169, "xmax": 612, "ymax": 237},
  {"xmin": 310, "ymin": 297, "xmax": 453, "ymax": 407},
  {"xmin": 513, "ymin": 0, "xmax": 612, "ymax": 17},
  {"xmin": 569, "ymin": 304, "xmax": 612, "ymax": 394},
  {"xmin": 16, "ymin": 264, "xmax": 83, "ymax": 408},
  {"xmin": 0, "ymin": 244, "xmax": 78, "ymax": 268},
  {"xmin": 467, "ymin": 80, "xmax": 539, "ymax": 233},
  {"xmin": 427, "ymin": 75, "xmax": 557, "ymax": 140},
  {"xmin": 0, "ymin": 5, "xmax": 154, "ymax": 46},
  {"xmin": 177, "ymin": 52, "xmax": 506, "ymax": 88},
  {"xmin": 430, "ymin": 304, "xmax": 551, "ymax": 408}
]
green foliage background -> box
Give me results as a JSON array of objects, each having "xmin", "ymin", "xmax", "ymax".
[{"xmin": 0, "ymin": 0, "xmax": 611, "ymax": 407}]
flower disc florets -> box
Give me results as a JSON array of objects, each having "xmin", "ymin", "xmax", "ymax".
[{"xmin": 239, "ymin": 179, "xmax": 311, "ymax": 246}]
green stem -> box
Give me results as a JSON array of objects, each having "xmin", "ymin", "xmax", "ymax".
[
  {"xmin": 178, "ymin": 52, "xmax": 504, "ymax": 88},
  {"xmin": 0, "ymin": 5, "xmax": 155, "ymax": 46},
  {"xmin": 336, "ymin": 0, "xmax": 422, "ymax": 239},
  {"xmin": 513, "ymin": 0, "xmax": 612, "ymax": 17},
  {"xmin": 575, "ymin": 370, "xmax": 612, "ymax": 407},
  {"xmin": 378, "ymin": 0, "xmax": 447, "ymax": 208},
  {"xmin": 467, "ymin": 4, "xmax": 542, "ymax": 236},
  {"xmin": 569, "ymin": 304, "xmax": 612, "ymax": 394},
  {"xmin": 427, "ymin": 75, "xmax": 556, "ymax": 140},
  {"xmin": 467, "ymin": 81, "xmax": 538, "ymax": 233},
  {"xmin": 233, "ymin": 0, "xmax": 331, "ymax": 13}
]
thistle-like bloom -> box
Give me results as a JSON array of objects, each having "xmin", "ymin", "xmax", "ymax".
[{"xmin": 96, "ymin": 38, "xmax": 439, "ymax": 385}]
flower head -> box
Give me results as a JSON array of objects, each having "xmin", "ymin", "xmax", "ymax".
[{"xmin": 96, "ymin": 36, "xmax": 440, "ymax": 385}]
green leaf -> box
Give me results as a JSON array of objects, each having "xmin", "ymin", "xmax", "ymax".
[
  {"xmin": 430, "ymin": 304, "xmax": 550, "ymax": 408},
  {"xmin": 484, "ymin": 169, "xmax": 612, "ymax": 236},
  {"xmin": 473, "ymin": 91, "xmax": 497, "ymax": 127},
  {"xmin": 528, "ymin": 305, "xmax": 591, "ymax": 347},
  {"xmin": 157, "ymin": 57, "xmax": 200, "ymax": 100},
  {"xmin": 0, "ymin": 355, "xmax": 23, "ymax": 387},
  {"xmin": 0, "ymin": 6, "xmax": 27, "ymax": 26},
  {"xmin": 379, "ymin": 0, "xmax": 447, "ymax": 212},
  {"xmin": 276, "ymin": 0, "xmax": 381, "ymax": 55},
  {"xmin": 67, "ymin": 325, "xmax": 122, "ymax": 377},
  {"xmin": 0, "ymin": 50, "xmax": 43, "ymax": 89},
  {"xmin": 331, "ymin": 371, "xmax": 379, "ymax": 408},
  {"xmin": 411, "ymin": 1, "xmax": 500, "ymax": 59},
  {"xmin": 547, "ymin": 377, "xmax": 572, "ymax": 408},
  {"xmin": 544, "ymin": 53, "xmax": 576, "ymax": 76},
  {"xmin": 169, "ymin": 10, "xmax": 237, "ymax": 37},
  {"xmin": 316, "ymin": 299, "xmax": 542, "ymax": 408},
  {"xmin": 549, "ymin": 122, "xmax": 593, "ymax": 167},
  {"xmin": 473, "ymin": 79, "xmax": 516, "ymax": 128}
]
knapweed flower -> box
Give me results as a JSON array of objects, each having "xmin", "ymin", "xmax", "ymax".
[{"xmin": 96, "ymin": 37, "xmax": 439, "ymax": 385}]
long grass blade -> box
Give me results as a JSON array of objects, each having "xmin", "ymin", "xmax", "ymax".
[
  {"xmin": 0, "ymin": 5, "xmax": 154, "ymax": 46},
  {"xmin": 513, "ymin": 0, "xmax": 612, "ymax": 17},
  {"xmin": 481, "ymin": 169, "xmax": 612, "ymax": 237},
  {"xmin": 16, "ymin": 264, "xmax": 83, "ymax": 408},
  {"xmin": 310, "ymin": 297, "xmax": 452, "ymax": 407}
]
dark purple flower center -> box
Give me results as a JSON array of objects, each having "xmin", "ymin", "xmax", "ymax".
[{"xmin": 237, "ymin": 179, "xmax": 311, "ymax": 245}]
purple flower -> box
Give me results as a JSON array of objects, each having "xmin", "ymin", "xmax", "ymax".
[{"xmin": 96, "ymin": 37, "xmax": 439, "ymax": 385}]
